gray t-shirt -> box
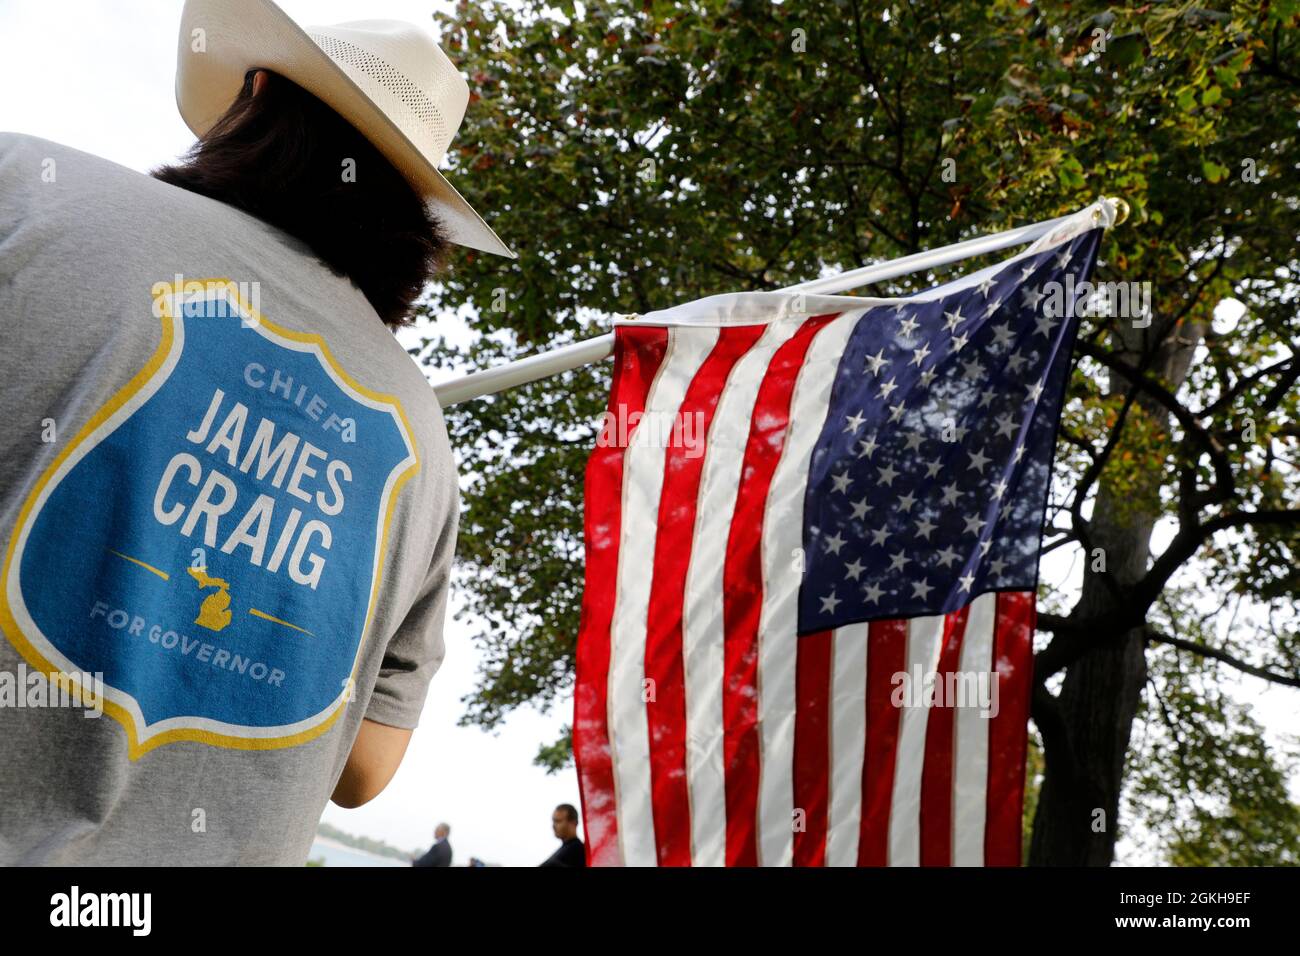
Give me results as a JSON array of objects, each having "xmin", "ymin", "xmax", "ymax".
[{"xmin": 0, "ymin": 133, "xmax": 459, "ymax": 865}]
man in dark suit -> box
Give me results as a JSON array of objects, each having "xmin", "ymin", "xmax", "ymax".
[
  {"xmin": 412, "ymin": 822, "xmax": 452, "ymax": 867},
  {"xmin": 540, "ymin": 805, "xmax": 585, "ymax": 867}
]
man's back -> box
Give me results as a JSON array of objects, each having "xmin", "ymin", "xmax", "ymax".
[
  {"xmin": 0, "ymin": 133, "xmax": 459, "ymax": 865},
  {"xmin": 541, "ymin": 838, "xmax": 586, "ymax": 867},
  {"xmin": 413, "ymin": 838, "xmax": 452, "ymax": 867}
]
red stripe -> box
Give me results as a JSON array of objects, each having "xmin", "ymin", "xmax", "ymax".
[
  {"xmin": 720, "ymin": 313, "xmax": 840, "ymax": 866},
  {"xmin": 792, "ymin": 628, "xmax": 834, "ymax": 866},
  {"xmin": 918, "ymin": 607, "xmax": 971, "ymax": 866},
  {"xmin": 984, "ymin": 591, "xmax": 1036, "ymax": 866},
  {"xmin": 573, "ymin": 326, "xmax": 669, "ymax": 867},
  {"xmin": 644, "ymin": 325, "xmax": 766, "ymax": 866},
  {"xmin": 858, "ymin": 619, "xmax": 907, "ymax": 865}
]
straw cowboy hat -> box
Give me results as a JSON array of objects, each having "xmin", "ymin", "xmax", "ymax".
[{"xmin": 174, "ymin": 0, "xmax": 516, "ymax": 259}]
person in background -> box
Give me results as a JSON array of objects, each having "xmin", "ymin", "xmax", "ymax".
[
  {"xmin": 413, "ymin": 822, "xmax": 452, "ymax": 867},
  {"xmin": 540, "ymin": 804, "xmax": 586, "ymax": 867}
]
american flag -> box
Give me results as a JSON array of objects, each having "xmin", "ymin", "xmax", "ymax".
[{"xmin": 574, "ymin": 219, "xmax": 1103, "ymax": 866}]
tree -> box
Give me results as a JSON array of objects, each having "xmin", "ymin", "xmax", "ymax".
[{"xmin": 414, "ymin": 0, "xmax": 1300, "ymax": 864}]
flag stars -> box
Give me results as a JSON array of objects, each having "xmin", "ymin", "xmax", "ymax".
[
  {"xmin": 799, "ymin": 242, "xmax": 1086, "ymax": 623},
  {"xmin": 990, "ymin": 323, "xmax": 1015, "ymax": 348},
  {"xmin": 1033, "ymin": 313, "xmax": 1059, "ymax": 339}
]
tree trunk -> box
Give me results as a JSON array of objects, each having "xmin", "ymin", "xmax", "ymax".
[{"xmin": 1029, "ymin": 315, "xmax": 1207, "ymax": 865}]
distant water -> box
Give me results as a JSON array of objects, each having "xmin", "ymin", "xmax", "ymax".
[{"xmin": 308, "ymin": 837, "xmax": 409, "ymax": 867}]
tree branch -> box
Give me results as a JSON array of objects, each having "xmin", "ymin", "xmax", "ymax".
[{"xmin": 1147, "ymin": 627, "xmax": 1300, "ymax": 688}]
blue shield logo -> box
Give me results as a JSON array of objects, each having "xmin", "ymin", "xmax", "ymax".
[{"xmin": 1, "ymin": 281, "xmax": 418, "ymax": 756}]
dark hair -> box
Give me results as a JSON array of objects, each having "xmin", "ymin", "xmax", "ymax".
[
  {"xmin": 555, "ymin": 803, "xmax": 579, "ymax": 823},
  {"xmin": 151, "ymin": 69, "xmax": 450, "ymax": 329}
]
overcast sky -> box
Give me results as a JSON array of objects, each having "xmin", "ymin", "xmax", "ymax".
[{"xmin": 2, "ymin": 0, "xmax": 1292, "ymax": 867}]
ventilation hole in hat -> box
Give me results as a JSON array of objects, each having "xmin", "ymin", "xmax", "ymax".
[{"xmin": 308, "ymin": 33, "xmax": 450, "ymax": 149}]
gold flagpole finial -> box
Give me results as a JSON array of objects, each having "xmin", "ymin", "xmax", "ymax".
[{"xmin": 1111, "ymin": 196, "xmax": 1131, "ymax": 225}]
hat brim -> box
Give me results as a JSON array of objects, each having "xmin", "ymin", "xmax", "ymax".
[{"xmin": 174, "ymin": 0, "xmax": 516, "ymax": 259}]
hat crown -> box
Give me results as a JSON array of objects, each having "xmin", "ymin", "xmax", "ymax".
[
  {"xmin": 304, "ymin": 20, "xmax": 468, "ymax": 164},
  {"xmin": 174, "ymin": 0, "xmax": 514, "ymax": 257}
]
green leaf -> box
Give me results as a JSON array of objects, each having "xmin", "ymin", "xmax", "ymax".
[
  {"xmin": 1214, "ymin": 66, "xmax": 1239, "ymax": 88},
  {"xmin": 1108, "ymin": 32, "xmax": 1145, "ymax": 68}
]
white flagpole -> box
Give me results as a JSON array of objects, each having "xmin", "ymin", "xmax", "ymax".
[{"xmin": 432, "ymin": 198, "xmax": 1125, "ymax": 406}]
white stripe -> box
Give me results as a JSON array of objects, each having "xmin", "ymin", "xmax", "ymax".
[
  {"xmin": 608, "ymin": 325, "xmax": 718, "ymax": 867},
  {"xmin": 755, "ymin": 310, "xmax": 866, "ymax": 866},
  {"xmin": 887, "ymin": 614, "xmax": 948, "ymax": 866},
  {"xmin": 825, "ymin": 622, "xmax": 869, "ymax": 866},
  {"xmin": 951, "ymin": 592, "xmax": 998, "ymax": 865},
  {"xmin": 680, "ymin": 322, "xmax": 801, "ymax": 867}
]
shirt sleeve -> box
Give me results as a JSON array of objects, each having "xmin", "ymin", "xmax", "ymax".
[{"xmin": 362, "ymin": 445, "xmax": 460, "ymax": 730}]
